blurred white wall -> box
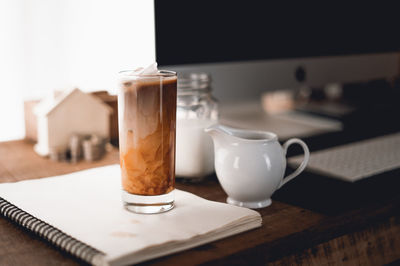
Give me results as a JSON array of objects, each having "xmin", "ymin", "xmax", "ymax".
[
  {"xmin": 0, "ymin": 0, "xmax": 25, "ymax": 141},
  {"xmin": 0, "ymin": 0, "xmax": 155, "ymax": 141}
]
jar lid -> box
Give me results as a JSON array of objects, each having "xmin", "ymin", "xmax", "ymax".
[{"xmin": 178, "ymin": 72, "xmax": 211, "ymax": 91}]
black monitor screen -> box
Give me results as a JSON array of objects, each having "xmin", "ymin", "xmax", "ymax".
[{"xmin": 155, "ymin": 1, "xmax": 400, "ymax": 66}]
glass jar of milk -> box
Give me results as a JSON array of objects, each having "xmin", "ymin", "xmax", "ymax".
[{"xmin": 176, "ymin": 73, "xmax": 218, "ymax": 179}]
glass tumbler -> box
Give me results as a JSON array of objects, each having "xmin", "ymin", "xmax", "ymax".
[{"xmin": 118, "ymin": 70, "xmax": 177, "ymax": 214}]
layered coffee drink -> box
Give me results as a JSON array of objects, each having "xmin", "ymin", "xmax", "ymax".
[{"xmin": 118, "ymin": 66, "xmax": 177, "ymax": 213}]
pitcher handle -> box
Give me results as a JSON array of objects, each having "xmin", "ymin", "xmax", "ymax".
[{"xmin": 278, "ymin": 138, "xmax": 310, "ymax": 189}]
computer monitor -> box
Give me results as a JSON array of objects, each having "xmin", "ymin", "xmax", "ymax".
[{"xmin": 155, "ymin": 1, "xmax": 400, "ymax": 103}]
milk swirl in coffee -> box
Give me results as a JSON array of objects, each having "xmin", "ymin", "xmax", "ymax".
[{"xmin": 118, "ymin": 64, "xmax": 177, "ymax": 196}]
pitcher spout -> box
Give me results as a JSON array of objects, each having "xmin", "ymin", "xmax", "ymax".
[
  {"xmin": 205, "ymin": 124, "xmax": 278, "ymax": 144},
  {"xmin": 204, "ymin": 124, "xmax": 235, "ymax": 144},
  {"xmin": 205, "ymin": 124, "xmax": 231, "ymax": 136}
]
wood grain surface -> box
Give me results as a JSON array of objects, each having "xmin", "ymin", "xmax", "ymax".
[
  {"xmin": 269, "ymin": 216, "xmax": 400, "ymax": 266},
  {"xmin": 0, "ymin": 140, "xmax": 399, "ymax": 266}
]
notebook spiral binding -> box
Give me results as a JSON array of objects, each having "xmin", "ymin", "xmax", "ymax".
[{"xmin": 0, "ymin": 197, "xmax": 104, "ymax": 265}]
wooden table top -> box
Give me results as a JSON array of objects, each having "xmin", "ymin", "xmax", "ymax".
[{"xmin": 0, "ymin": 140, "xmax": 399, "ymax": 265}]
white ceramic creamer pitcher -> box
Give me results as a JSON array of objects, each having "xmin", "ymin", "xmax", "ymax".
[{"xmin": 205, "ymin": 124, "xmax": 310, "ymax": 208}]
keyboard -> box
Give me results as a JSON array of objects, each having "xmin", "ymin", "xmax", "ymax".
[{"xmin": 289, "ymin": 132, "xmax": 400, "ymax": 182}]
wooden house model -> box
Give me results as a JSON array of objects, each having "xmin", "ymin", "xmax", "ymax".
[{"xmin": 33, "ymin": 88, "xmax": 112, "ymax": 156}]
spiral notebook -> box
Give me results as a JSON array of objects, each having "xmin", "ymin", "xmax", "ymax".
[{"xmin": 0, "ymin": 165, "xmax": 261, "ymax": 266}]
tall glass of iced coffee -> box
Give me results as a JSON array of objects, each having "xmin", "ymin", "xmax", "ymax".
[{"xmin": 118, "ymin": 65, "xmax": 177, "ymax": 214}]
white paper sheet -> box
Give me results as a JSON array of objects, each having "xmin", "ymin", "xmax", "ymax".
[{"xmin": 0, "ymin": 165, "xmax": 261, "ymax": 265}]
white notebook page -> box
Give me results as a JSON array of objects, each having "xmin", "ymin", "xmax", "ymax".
[{"xmin": 0, "ymin": 165, "xmax": 261, "ymax": 265}]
